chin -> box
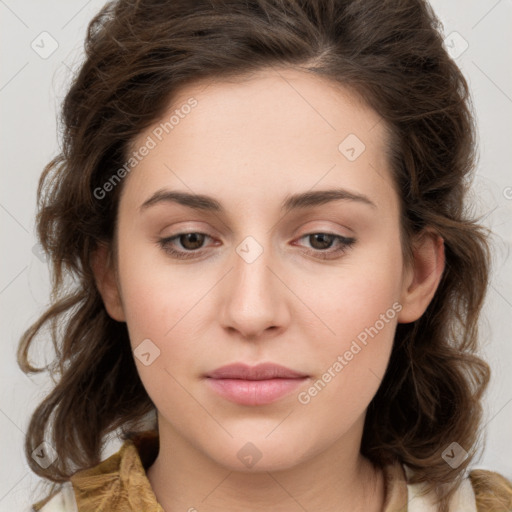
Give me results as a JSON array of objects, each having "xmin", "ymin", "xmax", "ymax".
[{"xmin": 201, "ymin": 435, "xmax": 314, "ymax": 473}]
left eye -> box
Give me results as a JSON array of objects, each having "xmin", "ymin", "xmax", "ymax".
[
  {"xmin": 158, "ymin": 232, "xmax": 214, "ymax": 259},
  {"xmin": 294, "ymin": 233, "xmax": 356, "ymax": 259},
  {"xmin": 158, "ymin": 232, "xmax": 356, "ymax": 260}
]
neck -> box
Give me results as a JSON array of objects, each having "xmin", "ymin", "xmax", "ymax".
[{"xmin": 147, "ymin": 415, "xmax": 385, "ymax": 512}]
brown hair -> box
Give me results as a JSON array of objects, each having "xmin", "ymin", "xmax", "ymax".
[{"xmin": 18, "ymin": 0, "xmax": 512, "ymax": 510}]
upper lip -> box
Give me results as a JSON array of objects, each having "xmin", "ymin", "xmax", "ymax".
[{"xmin": 206, "ymin": 363, "xmax": 308, "ymax": 380}]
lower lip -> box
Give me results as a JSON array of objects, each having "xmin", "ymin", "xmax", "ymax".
[{"xmin": 206, "ymin": 377, "xmax": 308, "ymax": 405}]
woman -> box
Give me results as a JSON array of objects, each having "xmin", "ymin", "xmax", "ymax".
[{"xmin": 19, "ymin": 0, "xmax": 512, "ymax": 510}]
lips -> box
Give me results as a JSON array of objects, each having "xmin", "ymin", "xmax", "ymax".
[
  {"xmin": 205, "ymin": 363, "xmax": 309, "ymax": 406},
  {"xmin": 206, "ymin": 362, "xmax": 308, "ymax": 380}
]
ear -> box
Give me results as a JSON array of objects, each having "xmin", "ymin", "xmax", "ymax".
[
  {"xmin": 397, "ymin": 229, "xmax": 445, "ymax": 324},
  {"xmin": 91, "ymin": 243, "xmax": 126, "ymax": 322}
]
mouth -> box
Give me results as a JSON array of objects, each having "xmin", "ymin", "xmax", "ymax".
[{"xmin": 205, "ymin": 362, "xmax": 310, "ymax": 406}]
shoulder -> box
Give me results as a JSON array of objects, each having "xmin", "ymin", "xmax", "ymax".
[
  {"xmin": 404, "ymin": 465, "xmax": 478, "ymax": 512},
  {"xmin": 32, "ymin": 432, "xmax": 162, "ymax": 512},
  {"xmin": 32, "ymin": 482, "xmax": 78, "ymax": 512},
  {"xmin": 403, "ymin": 464, "xmax": 512, "ymax": 512},
  {"xmin": 469, "ymin": 468, "xmax": 512, "ymax": 512}
]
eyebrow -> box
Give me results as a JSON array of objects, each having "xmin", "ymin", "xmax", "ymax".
[{"xmin": 140, "ymin": 188, "xmax": 377, "ymax": 214}]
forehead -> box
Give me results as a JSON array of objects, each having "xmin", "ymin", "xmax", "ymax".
[{"xmin": 123, "ymin": 66, "xmax": 396, "ymax": 216}]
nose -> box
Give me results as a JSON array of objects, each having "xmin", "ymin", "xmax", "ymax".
[{"xmin": 218, "ymin": 238, "xmax": 290, "ymax": 340}]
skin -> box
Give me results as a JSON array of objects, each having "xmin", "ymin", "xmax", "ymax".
[{"xmin": 93, "ymin": 66, "xmax": 445, "ymax": 511}]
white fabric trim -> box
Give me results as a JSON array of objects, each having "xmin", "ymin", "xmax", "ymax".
[
  {"xmin": 404, "ymin": 465, "xmax": 477, "ymax": 512},
  {"xmin": 38, "ymin": 482, "xmax": 78, "ymax": 512},
  {"xmin": 446, "ymin": 478, "xmax": 478, "ymax": 511}
]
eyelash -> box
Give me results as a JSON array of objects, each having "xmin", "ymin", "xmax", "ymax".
[{"xmin": 157, "ymin": 232, "xmax": 356, "ymax": 261}]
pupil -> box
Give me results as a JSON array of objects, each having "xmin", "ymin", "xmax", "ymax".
[
  {"xmin": 181, "ymin": 233, "xmax": 204, "ymax": 250},
  {"xmin": 311, "ymin": 233, "xmax": 333, "ymax": 250}
]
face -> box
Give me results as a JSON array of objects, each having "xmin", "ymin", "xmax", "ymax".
[{"xmin": 96, "ymin": 66, "xmax": 441, "ymax": 472}]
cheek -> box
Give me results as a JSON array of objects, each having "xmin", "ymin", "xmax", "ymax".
[
  {"xmin": 116, "ymin": 251, "xmax": 205, "ymax": 410},
  {"xmin": 309, "ymin": 241, "xmax": 404, "ymax": 345},
  {"xmin": 294, "ymin": 285, "xmax": 401, "ymax": 437},
  {"xmin": 300, "ymin": 243, "xmax": 403, "ymax": 396},
  {"xmin": 115, "ymin": 235, "xmax": 217, "ymax": 401},
  {"xmin": 116, "ymin": 233, "xmax": 195, "ymax": 345}
]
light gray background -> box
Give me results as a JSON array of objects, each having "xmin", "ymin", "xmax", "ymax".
[{"xmin": 1, "ymin": 1, "xmax": 511, "ymax": 510}]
